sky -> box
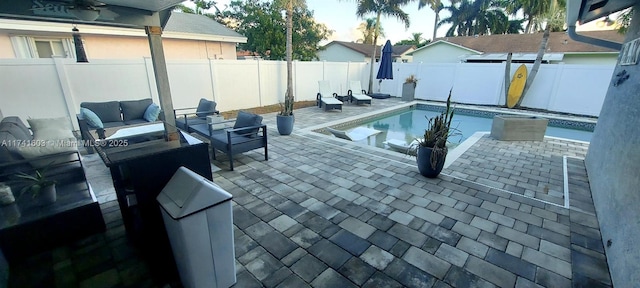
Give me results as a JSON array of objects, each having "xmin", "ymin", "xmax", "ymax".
[
  {"xmin": 200, "ymin": 0, "xmax": 442, "ymax": 45},
  {"xmin": 188, "ymin": 0, "xmax": 617, "ymax": 46}
]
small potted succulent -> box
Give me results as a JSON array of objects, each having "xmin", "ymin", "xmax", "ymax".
[
  {"xmin": 409, "ymin": 89, "xmax": 456, "ymax": 178},
  {"xmin": 16, "ymin": 168, "xmax": 57, "ymax": 205}
]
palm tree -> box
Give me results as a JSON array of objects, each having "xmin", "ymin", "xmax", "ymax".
[
  {"xmin": 274, "ymin": 0, "xmax": 307, "ymax": 116},
  {"xmin": 439, "ymin": 0, "xmax": 474, "ymax": 36},
  {"xmin": 410, "ymin": 32, "xmax": 424, "ymax": 44},
  {"xmin": 439, "ymin": 0, "xmax": 508, "ymax": 36},
  {"xmin": 418, "ymin": 0, "xmax": 445, "ymax": 41},
  {"xmin": 343, "ymin": 0, "xmax": 412, "ymax": 94},
  {"xmin": 499, "ymin": 0, "xmax": 561, "ymax": 33},
  {"xmin": 357, "ymin": 18, "xmax": 385, "ymax": 44}
]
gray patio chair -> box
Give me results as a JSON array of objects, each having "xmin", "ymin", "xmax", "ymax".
[
  {"xmin": 206, "ymin": 111, "xmax": 268, "ymax": 171},
  {"xmin": 174, "ymin": 98, "xmax": 219, "ymax": 132},
  {"xmin": 317, "ymin": 81, "xmax": 343, "ymax": 112}
]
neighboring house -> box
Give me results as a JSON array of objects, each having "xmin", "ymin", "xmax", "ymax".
[
  {"xmin": 0, "ymin": 12, "xmax": 246, "ymax": 60},
  {"xmin": 410, "ymin": 30, "xmax": 624, "ymax": 65},
  {"xmin": 318, "ymin": 40, "xmax": 415, "ymax": 63},
  {"xmin": 236, "ymin": 50, "xmax": 262, "ymax": 60}
]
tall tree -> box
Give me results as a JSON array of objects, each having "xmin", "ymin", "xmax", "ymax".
[
  {"xmin": 343, "ymin": 0, "xmax": 412, "ymax": 94},
  {"xmin": 395, "ymin": 32, "xmax": 429, "ymax": 47},
  {"xmin": 174, "ymin": 0, "xmax": 221, "ymax": 16},
  {"xmin": 439, "ymin": 0, "xmax": 508, "ymax": 36},
  {"xmin": 223, "ymin": 0, "xmax": 331, "ymax": 61},
  {"xmin": 499, "ymin": 0, "xmax": 563, "ymax": 33},
  {"xmin": 418, "ymin": 0, "xmax": 444, "ymax": 41},
  {"xmin": 357, "ymin": 18, "xmax": 385, "ymax": 44}
]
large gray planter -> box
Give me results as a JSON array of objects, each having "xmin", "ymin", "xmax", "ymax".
[
  {"xmin": 401, "ymin": 83, "xmax": 415, "ymax": 101},
  {"xmin": 490, "ymin": 115, "xmax": 548, "ymax": 141},
  {"xmin": 277, "ymin": 114, "xmax": 294, "ymax": 135}
]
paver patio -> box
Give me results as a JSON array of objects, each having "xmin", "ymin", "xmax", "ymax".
[{"xmin": 7, "ymin": 98, "xmax": 611, "ymax": 287}]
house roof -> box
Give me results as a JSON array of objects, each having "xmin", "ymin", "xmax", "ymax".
[
  {"xmin": 0, "ymin": 12, "xmax": 246, "ymax": 43},
  {"xmin": 412, "ymin": 30, "xmax": 624, "ymax": 55},
  {"xmin": 324, "ymin": 41, "xmax": 415, "ymax": 58},
  {"xmin": 165, "ymin": 12, "xmax": 244, "ymax": 39}
]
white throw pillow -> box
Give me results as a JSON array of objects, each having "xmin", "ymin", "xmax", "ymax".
[{"xmin": 27, "ymin": 117, "xmax": 75, "ymax": 140}]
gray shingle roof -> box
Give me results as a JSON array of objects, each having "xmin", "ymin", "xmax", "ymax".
[
  {"xmin": 164, "ymin": 12, "xmax": 244, "ymax": 39},
  {"xmin": 325, "ymin": 41, "xmax": 415, "ymax": 58},
  {"xmin": 432, "ymin": 30, "xmax": 623, "ymax": 53}
]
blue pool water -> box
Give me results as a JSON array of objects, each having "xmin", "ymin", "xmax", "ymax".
[{"xmin": 352, "ymin": 108, "xmax": 593, "ymax": 150}]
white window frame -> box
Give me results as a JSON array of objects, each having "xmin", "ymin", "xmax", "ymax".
[{"xmin": 10, "ymin": 35, "xmax": 75, "ymax": 59}]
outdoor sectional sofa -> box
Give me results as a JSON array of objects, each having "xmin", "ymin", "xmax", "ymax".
[{"xmin": 77, "ymin": 98, "xmax": 161, "ymax": 141}]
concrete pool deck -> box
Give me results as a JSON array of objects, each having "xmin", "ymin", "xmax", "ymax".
[{"xmin": 8, "ymin": 98, "xmax": 610, "ymax": 287}]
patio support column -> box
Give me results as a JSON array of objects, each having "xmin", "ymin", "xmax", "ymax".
[{"xmin": 146, "ymin": 25, "xmax": 179, "ymax": 141}]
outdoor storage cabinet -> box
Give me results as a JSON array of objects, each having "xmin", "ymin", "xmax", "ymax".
[{"xmin": 157, "ymin": 167, "xmax": 236, "ymax": 288}]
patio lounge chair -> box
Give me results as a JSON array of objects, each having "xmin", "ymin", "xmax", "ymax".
[
  {"xmin": 326, "ymin": 127, "xmax": 381, "ymax": 141},
  {"xmin": 190, "ymin": 111, "xmax": 267, "ymax": 171},
  {"xmin": 317, "ymin": 81, "xmax": 343, "ymax": 112},
  {"xmin": 348, "ymin": 81, "xmax": 373, "ymax": 105},
  {"xmin": 174, "ymin": 98, "xmax": 219, "ymax": 133}
]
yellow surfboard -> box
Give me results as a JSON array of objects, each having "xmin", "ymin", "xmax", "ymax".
[{"xmin": 507, "ymin": 64, "xmax": 528, "ymax": 108}]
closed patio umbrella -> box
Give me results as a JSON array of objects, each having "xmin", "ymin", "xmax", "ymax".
[{"xmin": 372, "ymin": 40, "xmax": 393, "ymax": 99}]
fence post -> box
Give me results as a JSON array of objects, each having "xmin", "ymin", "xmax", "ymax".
[
  {"xmin": 257, "ymin": 59, "xmax": 263, "ymax": 107},
  {"xmin": 52, "ymin": 57, "xmax": 79, "ymax": 130},
  {"xmin": 208, "ymin": 58, "xmax": 217, "ymax": 103}
]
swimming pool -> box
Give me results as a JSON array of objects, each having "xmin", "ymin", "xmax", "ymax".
[{"xmin": 345, "ymin": 104, "xmax": 594, "ymax": 150}]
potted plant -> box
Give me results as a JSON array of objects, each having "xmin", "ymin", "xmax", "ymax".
[
  {"xmin": 277, "ymin": 91, "xmax": 295, "ymax": 135},
  {"xmin": 409, "ymin": 89, "xmax": 456, "ymax": 178},
  {"xmin": 16, "ymin": 168, "xmax": 57, "ymax": 205},
  {"xmin": 402, "ymin": 75, "xmax": 418, "ymax": 101}
]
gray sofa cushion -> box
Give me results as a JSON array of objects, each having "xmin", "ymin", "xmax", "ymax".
[
  {"xmin": 0, "ymin": 117, "xmax": 31, "ymax": 166},
  {"xmin": 120, "ymin": 99, "xmax": 152, "ymax": 122},
  {"xmin": 81, "ymin": 101, "xmax": 122, "ymax": 123},
  {"xmin": 196, "ymin": 98, "xmax": 217, "ymax": 118}
]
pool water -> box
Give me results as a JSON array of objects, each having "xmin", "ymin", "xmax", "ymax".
[{"xmin": 353, "ymin": 109, "xmax": 593, "ymax": 150}]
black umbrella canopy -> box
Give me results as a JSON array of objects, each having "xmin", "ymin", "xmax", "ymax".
[{"xmin": 376, "ymin": 40, "xmax": 393, "ymax": 80}]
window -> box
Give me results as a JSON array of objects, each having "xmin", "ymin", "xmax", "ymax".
[
  {"xmin": 10, "ymin": 36, "xmax": 75, "ymax": 59},
  {"xmin": 34, "ymin": 39, "xmax": 66, "ymax": 58}
]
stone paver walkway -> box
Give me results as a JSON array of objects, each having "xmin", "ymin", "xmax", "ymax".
[{"xmin": 7, "ymin": 98, "xmax": 611, "ymax": 287}]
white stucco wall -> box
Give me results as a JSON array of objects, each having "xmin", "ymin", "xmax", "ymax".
[
  {"xmin": 0, "ymin": 30, "xmax": 240, "ymax": 60},
  {"xmin": 317, "ymin": 44, "xmax": 366, "ymax": 62},
  {"xmin": 411, "ymin": 43, "xmax": 479, "ymax": 63}
]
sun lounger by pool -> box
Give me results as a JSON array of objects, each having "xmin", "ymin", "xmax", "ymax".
[
  {"xmin": 317, "ymin": 81, "xmax": 343, "ymax": 112},
  {"xmin": 326, "ymin": 127, "xmax": 381, "ymax": 141},
  {"xmin": 384, "ymin": 139, "xmax": 418, "ymax": 155},
  {"xmin": 348, "ymin": 81, "xmax": 373, "ymax": 105}
]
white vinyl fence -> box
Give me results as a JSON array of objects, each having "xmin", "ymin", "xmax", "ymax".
[{"xmin": 0, "ymin": 58, "xmax": 613, "ymax": 130}]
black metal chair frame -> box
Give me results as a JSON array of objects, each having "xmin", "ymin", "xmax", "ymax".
[
  {"xmin": 347, "ymin": 89, "xmax": 372, "ymax": 105},
  {"xmin": 207, "ymin": 124, "xmax": 268, "ymax": 171}
]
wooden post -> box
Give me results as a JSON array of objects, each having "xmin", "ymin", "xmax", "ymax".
[{"xmin": 145, "ymin": 26, "xmax": 179, "ymax": 141}]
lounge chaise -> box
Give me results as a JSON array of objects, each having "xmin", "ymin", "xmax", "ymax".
[
  {"xmin": 348, "ymin": 81, "xmax": 373, "ymax": 105},
  {"xmin": 326, "ymin": 127, "xmax": 381, "ymax": 141},
  {"xmin": 317, "ymin": 81, "xmax": 343, "ymax": 112}
]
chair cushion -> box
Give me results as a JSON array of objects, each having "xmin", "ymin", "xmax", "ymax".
[
  {"xmin": 27, "ymin": 117, "xmax": 75, "ymax": 141},
  {"xmin": 121, "ymin": 99, "xmax": 153, "ymax": 122},
  {"xmin": 196, "ymin": 98, "xmax": 217, "ymax": 118},
  {"xmin": 81, "ymin": 101, "xmax": 121, "ymax": 123},
  {"xmin": 143, "ymin": 103, "xmax": 161, "ymax": 122},
  {"xmin": 233, "ymin": 111, "xmax": 262, "ymax": 136},
  {"xmin": 80, "ymin": 107, "xmax": 104, "ymax": 129}
]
